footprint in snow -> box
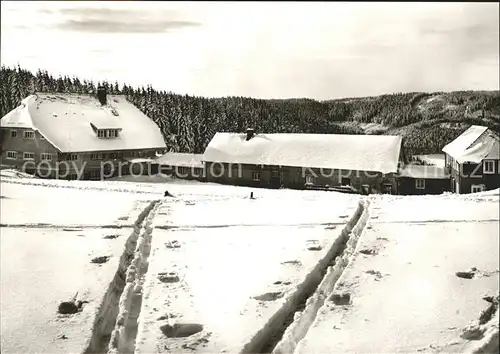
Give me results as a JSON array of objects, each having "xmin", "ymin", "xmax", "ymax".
[
  {"xmin": 359, "ymin": 248, "xmax": 378, "ymax": 256},
  {"xmin": 252, "ymin": 291, "xmax": 284, "ymax": 301},
  {"xmin": 91, "ymin": 256, "xmax": 110, "ymax": 264},
  {"xmin": 158, "ymin": 272, "xmax": 180, "ymax": 283},
  {"xmin": 329, "ymin": 292, "xmax": 351, "ymax": 305},
  {"xmin": 160, "ymin": 323, "xmax": 204, "ymax": 338}
]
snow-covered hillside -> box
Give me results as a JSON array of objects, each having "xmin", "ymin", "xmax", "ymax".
[{"xmin": 1, "ymin": 172, "xmax": 498, "ymax": 354}]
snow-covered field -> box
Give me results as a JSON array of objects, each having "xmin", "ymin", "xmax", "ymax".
[
  {"xmin": 1, "ymin": 171, "xmax": 498, "ymax": 354},
  {"xmin": 296, "ymin": 192, "xmax": 499, "ymax": 354}
]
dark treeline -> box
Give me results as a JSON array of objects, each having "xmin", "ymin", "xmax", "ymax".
[{"xmin": 1, "ymin": 65, "xmax": 499, "ymax": 156}]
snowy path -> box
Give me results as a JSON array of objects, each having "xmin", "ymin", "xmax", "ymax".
[
  {"xmin": 131, "ymin": 192, "xmax": 361, "ymax": 353},
  {"xmin": 3, "ymin": 173, "xmax": 498, "ymax": 354},
  {"xmin": 82, "ymin": 200, "xmax": 161, "ymax": 354},
  {"xmin": 296, "ymin": 193, "xmax": 500, "ymax": 354}
]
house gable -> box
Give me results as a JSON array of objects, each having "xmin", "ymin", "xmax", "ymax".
[{"xmin": 442, "ymin": 125, "xmax": 497, "ymax": 164}]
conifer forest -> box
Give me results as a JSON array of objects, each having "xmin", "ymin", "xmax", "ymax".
[{"xmin": 1, "ymin": 65, "xmax": 499, "ymax": 156}]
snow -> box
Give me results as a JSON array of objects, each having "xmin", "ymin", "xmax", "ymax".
[
  {"xmin": 0, "ymin": 181, "xmax": 152, "ymax": 226},
  {"xmin": 0, "ymin": 178, "xmax": 157, "ymax": 354},
  {"xmin": 359, "ymin": 122, "xmax": 387, "ymax": 134},
  {"xmin": 457, "ymin": 131, "xmax": 499, "ymax": 164},
  {"xmin": 132, "ymin": 191, "xmax": 359, "ymax": 353},
  {"xmin": 203, "ymin": 132, "xmax": 403, "ymax": 174},
  {"xmin": 0, "ymin": 93, "xmax": 167, "ymax": 153},
  {"xmin": 413, "ymin": 154, "xmax": 446, "ymax": 168},
  {"xmin": 0, "ymin": 98, "xmax": 36, "ymax": 129},
  {"xmin": 296, "ymin": 192, "xmax": 500, "ymax": 354},
  {"xmin": 442, "ymin": 125, "xmax": 496, "ymax": 163},
  {"xmin": 154, "ymin": 152, "xmax": 204, "ymax": 169},
  {"xmin": 398, "ymin": 164, "xmax": 448, "ymax": 179},
  {"xmin": 1, "ymin": 172, "xmax": 499, "ymax": 354},
  {"xmin": 0, "ymin": 173, "xmax": 360, "ymax": 354},
  {"xmin": 0, "ymin": 168, "xmax": 37, "ymax": 179},
  {"xmin": 0, "ymin": 227, "xmax": 133, "ymax": 354}
]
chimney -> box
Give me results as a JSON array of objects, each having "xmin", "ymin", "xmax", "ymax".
[
  {"xmin": 246, "ymin": 128, "xmax": 255, "ymax": 141},
  {"xmin": 97, "ymin": 86, "xmax": 107, "ymax": 106}
]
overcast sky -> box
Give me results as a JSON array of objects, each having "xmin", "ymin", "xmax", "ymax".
[{"xmin": 1, "ymin": 1, "xmax": 498, "ymax": 100}]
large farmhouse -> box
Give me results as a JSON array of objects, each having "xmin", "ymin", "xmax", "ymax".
[
  {"xmin": 442, "ymin": 125, "xmax": 499, "ymax": 194},
  {"xmin": 0, "ymin": 88, "xmax": 167, "ymax": 180},
  {"xmin": 202, "ymin": 128, "xmax": 405, "ymax": 194}
]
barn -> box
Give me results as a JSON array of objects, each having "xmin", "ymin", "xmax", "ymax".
[
  {"xmin": 397, "ymin": 164, "xmax": 450, "ymax": 195},
  {"xmin": 202, "ymin": 128, "xmax": 405, "ymax": 194}
]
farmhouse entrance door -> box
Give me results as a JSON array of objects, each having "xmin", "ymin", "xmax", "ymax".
[{"xmin": 270, "ymin": 171, "xmax": 281, "ymax": 189}]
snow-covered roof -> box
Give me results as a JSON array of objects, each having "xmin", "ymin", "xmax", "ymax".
[
  {"xmin": 0, "ymin": 99, "xmax": 37, "ymax": 129},
  {"xmin": 398, "ymin": 165, "xmax": 449, "ymax": 179},
  {"xmin": 202, "ymin": 132, "xmax": 403, "ymax": 174},
  {"xmin": 154, "ymin": 152, "xmax": 204, "ymax": 168},
  {"xmin": 124, "ymin": 158, "xmax": 154, "ymax": 164},
  {"xmin": 0, "ymin": 93, "xmax": 167, "ymax": 153},
  {"xmin": 442, "ymin": 125, "xmax": 499, "ymax": 163}
]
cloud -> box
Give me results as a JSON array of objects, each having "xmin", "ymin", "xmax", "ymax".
[
  {"xmin": 416, "ymin": 3, "xmax": 499, "ymax": 62},
  {"xmin": 52, "ymin": 6, "xmax": 202, "ymax": 33},
  {"xmin": 1, "ymin": 2, "xmax": 498, "ymax": 99}
]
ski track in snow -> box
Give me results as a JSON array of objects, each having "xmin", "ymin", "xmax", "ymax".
[
  {"xmin": 1, "ymin": 174, "xmax": 498, "ymax": 354},
  {"xmin": 81, "ymin": 199, "xmax": 161, "ymax": 354},
  {"xmin": 73, "ymin": 192, "xmax": 368, "ymax": 354}
]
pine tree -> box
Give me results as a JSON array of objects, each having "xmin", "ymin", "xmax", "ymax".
[{"xmin": 0, "ymin": 64, "xmax": 499, "ymax": 155}]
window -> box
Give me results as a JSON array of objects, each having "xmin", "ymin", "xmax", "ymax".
[
  {"xmin": 40, "ymin": 153, "xmax": 52, "ymax": 161},
  {"xmin": 341, "ymin": 177, "xmax": 351, "ymax": 186},
  {"xmin": 6, "ymin": 151, "xmax": 17, "ymax": 159},
  {"xmin": 23, "ymin": 152, "xmax": 35, "ymax": 160},
  {"xmin": 177, "ymin": 167, "xmax": 189, "ymax": 175},
  {"xmin": 23, "ymin": 131, "xmax": 35, "ymax": 139},
  {"xmin": 383, "ymin": 183, "xmax": 393, "ymax": 194},
  {"xmin": 252, "ymin": 171, "xmax": 260, "ymax": 181},
  {"xmin": 471, "ymin": 184, "xmax": 485, "ymax": 193},
  {"xmin": 90, "ymin": 153, "xmax": 102, "ymax": 160},
  {"xmin": 483, "ymin": 160, "xmax": 495, "ymax": 174},
  {"xmin": 88, "ymin": 170, "xmax": 101, "ymax": 180},
  {"xmin": 10, "ymin": 130, "xmax": 17, "ymax": 138},
  {"xmin": 305, "ymin": 175, "xmax": 315, "ymax": 185},
  {"xmin": 415, "ymin": 179, "xmax": 425, "ymax": 189},
  {"xmin": 66, "ymin": 154, "xmax": 78, "ymax": 161},
  {"xmin": 97, "ymin": 129, "xmax": 119, "ymax": 138}
]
